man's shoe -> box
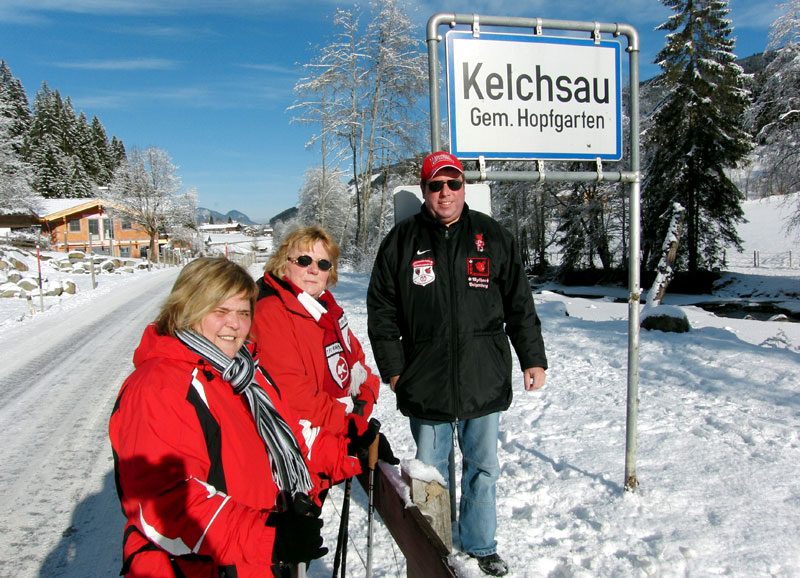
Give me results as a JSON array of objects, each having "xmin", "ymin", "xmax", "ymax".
[{"xmin": 469, "ymin": 552, "xmax": 509, "ymax": 577}]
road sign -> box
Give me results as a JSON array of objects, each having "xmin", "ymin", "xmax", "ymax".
[{"xmin": 446, "ymin": 30, "xmax": 622, "ymax": 161}]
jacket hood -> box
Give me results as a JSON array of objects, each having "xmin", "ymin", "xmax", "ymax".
[
  {"xmin": 260, "ymin": 273, "xmax": 320, "ymax": 319},
  {"xmin": 133, "ymin": 324, "xmax": 261, "ymax": 373},
  {"xmin": 133, "ymin": 324, "xmax": 200, "ymax": 369}
]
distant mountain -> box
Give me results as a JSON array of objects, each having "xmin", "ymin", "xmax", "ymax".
[
  {"xmin": 196, "ymin": 207, "xmax": 258, "ymax": 225},
  {"xmin": 269, "ymin": 206, "xmax": 298, "ymax": 226}
]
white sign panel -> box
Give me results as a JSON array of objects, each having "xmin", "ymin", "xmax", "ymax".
[{"xmin": 446, "ymin": 31, "xmax": 622, "ymax": 161}]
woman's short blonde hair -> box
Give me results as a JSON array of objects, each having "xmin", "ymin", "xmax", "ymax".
[
  {"xmin": 265, "ymin": 225, "xmax": 339, "ymax": 287},
  {"xmin": 154, "ymin": 257, "xmax": 257, "ymax": 337}
]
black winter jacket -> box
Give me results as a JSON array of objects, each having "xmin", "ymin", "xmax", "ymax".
[{"xmin": 367, "ymin": 204, "xmax": 547, "ymax": 421}]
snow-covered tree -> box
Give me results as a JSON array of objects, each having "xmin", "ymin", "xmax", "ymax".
[
  {"xmin": 643, "ymin": 0, "xmax": 753, "ymax": 273},
  {"xmin": 290, "ymin": 0, "xmax": 427, "ymax": 262},
  {"xmin": 554, "ymin": 175, "xmax": 625, "ymax": 274},
  {"xmin": 0, "ymin": 112, "xmax": 39, "ymax": 214},
  {"xmin": 646, "ymin": 202, "xmax": 686, "ymax": 307},
  {"xmin": 22, "ymin": 81, "xmax": 121, "ymax": 198},
  {"xmin": 748, "ymin": 0, "xmax": 800, "ymax": 207},
  {"xmin": 297, "ymin": 165, "xmax": 350, "ymax": 243},
  {"xmin": 106, "ymin": 147, "xmax": 187, "ymax": 262},
  {"xmin": 0, "ymin": 60, "xmax": 31, "ymax": 148},
  {"xmin": 0, "ymin": 61, "xmax": 40, "ymax": 214},
  {"xmin": 166, "ymin": 188, "xmax": 199, "ymax": 249}
]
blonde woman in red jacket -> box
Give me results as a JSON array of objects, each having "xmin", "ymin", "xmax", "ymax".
[
  {"xmin": 251, "ymin": 226, "xmax": 381, "ymax": 439},
  {"xmin": 109, "ymin": 257, "xmax": 363, "ymax": 577}
]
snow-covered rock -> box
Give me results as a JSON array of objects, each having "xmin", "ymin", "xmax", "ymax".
[{"xmin": 640, "ymin": 304, "xmax": 691, "ymax": 333}]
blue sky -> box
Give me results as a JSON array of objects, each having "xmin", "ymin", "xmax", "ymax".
[{"xmin": 0, "ymin": 0, "xmax": 779, "ymax": 223}]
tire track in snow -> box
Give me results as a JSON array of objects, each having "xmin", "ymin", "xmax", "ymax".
[{"xmin": 0, "ymin": 268, "xmax": 178, "ymax": 578}]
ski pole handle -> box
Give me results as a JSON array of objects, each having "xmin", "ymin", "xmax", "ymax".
[
  {"xmin": 366, "ymin": 418, "xmax": 381, "ymax": 470},
  {"xmin": 368, "ymin": 435, "xmax": 380, "ymax": 470}
]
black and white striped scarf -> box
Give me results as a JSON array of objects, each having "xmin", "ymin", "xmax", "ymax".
[{"xmin": 176, "ymin": 329, "xmax": 313, "ymax": 504}]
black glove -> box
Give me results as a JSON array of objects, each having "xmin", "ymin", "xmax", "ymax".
[
  {"xmin": 346, "ymin": 416, "xmax": 379, "ymax": 456},
  {"xmin": 376, "ymin": 431, "xmax": 399, "ymax": 465},
  {"xmin": 266, "ymin": 507, "xmax": 328, "ymax": 564},
  {"xmin": 346, "ymin": 418, "xmax": 399, "ymax": 466}
]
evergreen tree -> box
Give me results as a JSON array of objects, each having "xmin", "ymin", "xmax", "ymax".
[
  {"xmin": 0, "ymin": 60, "xmax": 32, "ymax": 149},
  {"xmin": 643, "ymin": 0, "xmax": 753, "ymax": 273},
  {"xmin": 0, "ymin": 75, "xmax": 38, "ymax": 213},
  {"xmin": 23, "ymin": 81, "xmax": 120, "ymax": 198},
  {"xmin": 90, "ymin": 116, "xmax": 115, "ymax": 185},
  {"xmin": 74, "ymin": 111, "xmax": 102, "ymax": 183},
  {"xmin": 109, "ymin": 135, "xmax": 127, "ymax": 167}
]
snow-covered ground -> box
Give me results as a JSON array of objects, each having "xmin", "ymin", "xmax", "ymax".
[{"xmin": 0, "ymin": 194, "xmax": 798, "ymax": 577}]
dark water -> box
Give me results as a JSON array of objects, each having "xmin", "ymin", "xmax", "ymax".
[{"xmin": 696, "ymin": 301, "xmax": 799, "ymax": 322}]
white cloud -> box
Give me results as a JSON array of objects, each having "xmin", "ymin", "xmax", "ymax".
[{"xmin": 53, "ymin": 58, "xmax": 179, "ymax": 71}]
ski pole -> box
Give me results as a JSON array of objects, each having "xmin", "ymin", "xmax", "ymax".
[
  {"xmin": 331, "ymin": 477, "xmax": 352, "ymax": 578},
  {"xmin": 365, "ymin": 419, "xmax": 381, "ymax": 578},
  {"xmin": 332, "ymin": 399, "xmax": 366, "ymax": 578},
  {"xmin": 292, "ymin": 493, "xmax": 315, "ymax": 578}
]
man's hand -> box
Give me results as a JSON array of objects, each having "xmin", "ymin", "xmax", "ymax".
[
  {"xmin": 389, "ymin": 375, "xmax": 399, "ymax": 391},
  {"xmin": 524, "ymin": 367, "xmax": 546, "ymax": 391}
]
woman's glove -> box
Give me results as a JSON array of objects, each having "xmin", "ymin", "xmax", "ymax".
[
  {"xmin": 346, "ymin": 418, "xmax": 399, "ymax": 466},
  {"xmin": 376, "ymin": 432, "xmax": 399, "ymax": 465},
  {"xmin": 265, "ymin": 506, "xmax": 328, "ymax": 564}
]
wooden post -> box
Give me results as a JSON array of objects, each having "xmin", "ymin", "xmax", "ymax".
[{"xmin": 403, "ymin": 472, "xmax": 453, "ymax": 551}]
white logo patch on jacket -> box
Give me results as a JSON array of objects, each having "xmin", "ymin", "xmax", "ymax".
[{"xmin": 412, "ymin": 258, "xmax": 435, "ymax": 286}]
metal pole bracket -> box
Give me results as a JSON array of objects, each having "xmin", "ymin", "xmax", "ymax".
[
  {"xmin": 472, "ymin": 14, "xmax": 480, "ymax": 37},
  {"xmin": 478, "ymin": 155, "xmax": 487, "ymax": 180},
  {"xmin": 537, "ymin": 159, "xmax": 546, "ymax": 183},
  {"xmin": 595, "ymin": 157, "xmax": 604, "ymax": 182}
]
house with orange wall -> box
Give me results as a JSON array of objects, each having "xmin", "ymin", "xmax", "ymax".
[{"xmin": 38, "ymin": 198, "xmax": 164, "ymax": 259}]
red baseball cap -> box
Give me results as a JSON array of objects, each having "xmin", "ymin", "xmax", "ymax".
[{"xmin": 420, "ymin": 151, "xmax": 463, "ymax": 181}]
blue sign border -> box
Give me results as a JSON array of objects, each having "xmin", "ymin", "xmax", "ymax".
[{"xmin": 446, "ymin": 30, "xmax": 623, "ymax": 161}]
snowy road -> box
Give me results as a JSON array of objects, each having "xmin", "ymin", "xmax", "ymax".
[{"xmin": 0, "ymin": 267, "xmax": 180, "ymax": 578}]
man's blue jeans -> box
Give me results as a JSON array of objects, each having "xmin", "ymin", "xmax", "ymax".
[{"xmin": 409, "ymin": 413, "xmax": 500, "ymax": 557}]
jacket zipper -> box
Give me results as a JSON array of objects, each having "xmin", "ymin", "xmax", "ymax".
[{"xmin": 444, "ymin": 225, "xmax": 462, "ymax": 419}]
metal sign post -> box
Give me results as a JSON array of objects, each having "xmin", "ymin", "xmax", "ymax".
[
  {"xmin": 426, "ymin": 13, "xmax": 641, "ymax": 491},
  {"xmin": 446, "ymin": 31, "xmax": 623, "ymax": 161}
]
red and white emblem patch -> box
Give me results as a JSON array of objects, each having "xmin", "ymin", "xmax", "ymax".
[
  {"xmin": 412, "ymin": 258, "xmax": 435, "ymax": 286},
  {"xmin": 326, "ymin": 342, "xmax": 349, "ymax": 390},
  {"xmin": 467, "ymin": 257, "xmax": 490, "ymax": 289},
  {"xmin": 474, "ymin": 233, "xmax": 485, "ymax": 252}
]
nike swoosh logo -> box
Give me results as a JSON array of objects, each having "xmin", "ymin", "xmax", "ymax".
[{"xmin": 416, "ymin": 249, "xmax": 431, "ymax": 255}]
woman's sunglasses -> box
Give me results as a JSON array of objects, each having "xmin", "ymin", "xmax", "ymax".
[
  {"xmin": 427, "ymin": 179, "xmax": 464, "ymax": 192},
  {"xmin": 288, "ymin": 255, "xmax": 333, "ymax": 271}
]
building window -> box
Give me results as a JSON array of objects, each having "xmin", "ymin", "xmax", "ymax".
[
  {"xmin": 121, "ymin": 220, "xmax": 133, "ymax": 231},
  {"xmin": 119, "ymin": 246, "xmax": 131, "ymax": 257},
  {"xmin": 68, "ymin": 219, "xmax": 81, "ymax": 232},
  {"xmin": 103, "ymin": 219, "xmax": 112, "ymax": 237},
  {"xmin": 88, "ymin": 219, "xmax": 99, "ymax": 236}
]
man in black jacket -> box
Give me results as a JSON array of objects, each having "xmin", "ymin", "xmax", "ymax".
[{"xmin": 367, "ymin": 151, "xmax": 547, "ymax": 577}]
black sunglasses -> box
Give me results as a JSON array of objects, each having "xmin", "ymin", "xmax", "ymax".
[
  {"xmin": 427, "ymin": 179, "xmax": 463, "ymax": 192},
  {"xmin": 288, "ymin": 254, "xmax": 333, "ymax": 271}
]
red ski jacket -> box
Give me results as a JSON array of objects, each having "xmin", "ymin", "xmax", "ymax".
[
  {"xmin": 109, "ymin": 324, "xmax": 359, "ymax": 577},
  {"xmin": 251, "ymin": 274, "xmax": 380, "ymax": 436}
]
